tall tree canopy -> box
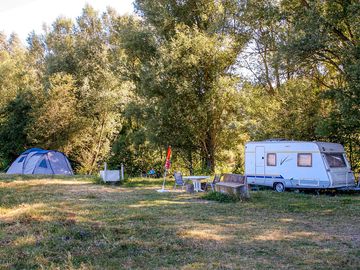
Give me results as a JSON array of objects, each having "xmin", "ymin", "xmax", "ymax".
[
  {"xmin": 0, "ymin": 1, "xmax": 358, "ymax": 174},
  {"xmin": 115, "ymin": 0, "xmax": 249, "ymax": 173},
  {"xmin": 280, "ymin": 0, "xmax": 360, "ymax": 166}
]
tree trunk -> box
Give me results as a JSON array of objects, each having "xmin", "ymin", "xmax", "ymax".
[
  {"xmin": 204, "ymin": 130, "xmax": 215, "ymax": 173},
  {"xmin": 88, "ymin": 116, "xmax": 106, "ymax": 174},
  {"xmin": 188, "ymin": 150, "xmax": 194, "ymax": 175},
  {"xmin": 349, "ymin": 137, "xmax": 353, "ymax": 168}
]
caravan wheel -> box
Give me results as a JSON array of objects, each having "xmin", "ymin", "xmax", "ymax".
[{"xmin": 274, "ymin": 182, "xmax": 285, "ymax": 193}]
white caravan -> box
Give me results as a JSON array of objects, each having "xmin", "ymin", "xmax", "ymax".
[{"xmin": 245, "ymin": 140, "xmax": 356, "ymax": 192}]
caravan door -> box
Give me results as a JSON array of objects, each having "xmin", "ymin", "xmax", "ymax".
[
  {"xmin": 324, "ymin": 153, "xmax": 355, "ymax": 187},
  {"xmin": 255, "ymin": 146, "xmax": 265, "ymax": 184}
]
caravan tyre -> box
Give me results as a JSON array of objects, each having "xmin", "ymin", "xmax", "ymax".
[{"xmin": 274, "ymin": 182, "xmax": 285, "ymax": 193}]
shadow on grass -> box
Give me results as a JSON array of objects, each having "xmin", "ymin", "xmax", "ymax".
[
  {"xmin": 1, "ymin": 179, "xmax": 360, "ymax": 269},
  {"xmin": 121, "ymin": 177, "xmax": 172, "ymax": 188},
  {"xmin": 0, "ymin": 173, "xmax": 99, "ymax": 183}
]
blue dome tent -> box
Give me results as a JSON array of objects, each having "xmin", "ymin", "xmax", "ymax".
[{"xmin": 6, "ymin": 148, "xmax": 73, "ymax": 175}]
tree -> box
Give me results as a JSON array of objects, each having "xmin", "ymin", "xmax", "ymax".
[
  {"xmin": 0, "ymin": 33, "xmax": 40, "ymax": 168},
  {"xmin": 27, "ymin": 73, "xmax": 79, "ymax": 151},
  {"xmin": 29, "ymin": 6, "xmax": 128, "ymax": 173},
  {"xmin": 0, "ymin": 90, "xmax": 35, "ymax": 165},
  {"xmin": 116, "ymin": 0, "xmax": 248, "ymax": 173},
  {"xmin": 239, "ymin": 79, "xmax": 323, "ymax": 141},
  {"xmin": 278, "ymin": 0, "xmax": 360, "ymax": 170}
]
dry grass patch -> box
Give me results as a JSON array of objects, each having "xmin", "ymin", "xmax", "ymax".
[{"xmin": 0, "ymin": 175, "xmax": 360, "ymax": 269}]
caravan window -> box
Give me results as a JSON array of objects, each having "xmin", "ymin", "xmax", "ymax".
[
  {"xmin": 267, "ymin": 153, "xmax": 276, "ymax": 166},
  {"xmin": 325, "ymin": 153, "xmax": 346, "ymax": 168},
  {"xmin": 297, "ymin": 153, "xmax": 312, "ymax": 167}
]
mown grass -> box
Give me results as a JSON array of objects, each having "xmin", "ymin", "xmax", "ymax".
[
  {"xmin": 1, "ymin": 175, "xmax": 360, "ymax": 269},
  {"xmin": 201, "ymin": 191, "xmax": 240, "ymax": 203}
]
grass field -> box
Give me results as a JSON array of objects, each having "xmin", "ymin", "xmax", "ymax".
[{"xmin": 1, "ymin": 175, "xmax": 360, "ymax": 269}]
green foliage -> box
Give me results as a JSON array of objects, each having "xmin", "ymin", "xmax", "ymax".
[
  {"xmin": 0, "ymin": 33, "xmax": 40, "ymax": 168},
  {"xmin": 277, "ymin": 0, "xmax": 360, "ymax": 170},
  {"xmin": 201, "ymin": 191, "xmax": 239, "ymax": 203},
  {"xmin": 0, "ymin": 1, "xmax": 358, "ymax": 174},
  {"xmin": 0, "ymin": 90, "xmax": 35, "ymax": 167},
  {"xmin": 7, "ymin": 6, "xmax": 129, "ymax": 174},
  {"xmin": 238, "ymin": 0, "xmax": 360, "ymax": 171},
  {"xmin": 117, "ymin": 0, "xmax": 248, "ymax": 174},
  {"xmin": 239, "ymin": 79, "xmax": 323, "ymax": 141},
  {"xmin": 28, "ymin": 73, "xmax": 78, "ymax": 150}
]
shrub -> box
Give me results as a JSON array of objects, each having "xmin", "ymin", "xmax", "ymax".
[{"xmin": 201, "ymin": 191, "xmax": 239, "ymax": 203}]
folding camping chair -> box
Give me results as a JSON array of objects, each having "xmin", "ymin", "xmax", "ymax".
[
  {"xmin": 174, "ymin": 172, "xmax": 186, "ymax": 190},
  {"xmin": 204, "ymin": 174, "xmax": 221, "ymax": 191}
]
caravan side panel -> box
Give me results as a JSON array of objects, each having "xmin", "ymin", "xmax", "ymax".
[
  {"xmin": 245, "ymin": 144, "xmax": 266, "ymax": 186},
  {"xmin": 245, "ymin": 141, "xmax": 332, "ymax": 189}
]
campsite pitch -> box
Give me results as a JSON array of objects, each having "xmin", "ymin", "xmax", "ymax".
[{"xmin": 1, "ymin": 175, "xmax": 360, "ymax": 269}]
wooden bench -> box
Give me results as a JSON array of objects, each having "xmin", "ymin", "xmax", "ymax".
[{"xmin": 215, "ymin": 174, "xmax": 250, "ymax": 199}]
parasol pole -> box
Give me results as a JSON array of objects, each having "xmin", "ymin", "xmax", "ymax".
[
  {"xmin": 157, "ymin": 146, "xmax": 171, "ymax": 193},
  {"xmin": 157, "ymin": 170, "xmax": 168, "ymax": 192}
]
